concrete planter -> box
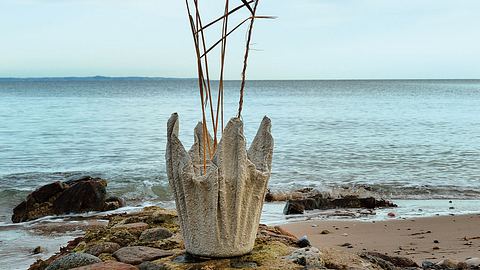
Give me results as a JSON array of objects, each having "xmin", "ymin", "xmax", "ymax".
[{"xmin": 166, "ymin": 113, "xmax": 274, "ymax": 257}]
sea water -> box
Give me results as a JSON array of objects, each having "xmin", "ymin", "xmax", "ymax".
[{"xmin": 1, "ymin": 79, "xmax": 479, "ymax": 268}]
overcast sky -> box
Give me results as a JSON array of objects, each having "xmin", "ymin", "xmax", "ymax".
[{"xmin": 1, "ymin": 0, "xmax": 479, "ymax": 79}]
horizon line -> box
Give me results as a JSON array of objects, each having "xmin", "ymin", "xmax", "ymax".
[{"xmin": 0, "ymin": 76, "xmax": 479, "ymax": 81}]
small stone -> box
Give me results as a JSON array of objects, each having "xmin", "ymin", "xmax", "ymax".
[
  {"xmin": 139, "ymin": 227, "xmax": 173, "ymax": 242},
  {"xmin": 387, "ymin": 212, "xmax": 396, "ymax": 217},
  {"xmin": 297, "ymin": 235, "xmax": 311, "ymax": 248},
  {"xmin": 433, "ymin": 240, "xmax": 439, "ymax": 244},
  {"xmin": 113, "ymin": 246, "xmax": 174, "ymax": 265},
  {"xmin": 340, "ymin": 243, "xmax": 352, "ymax": 247},
  {"xmin": 70, "ymin": 261, "xmax": 137, "ymax": 270},
  {"xmin": 138, "ymin": 261, "xmax": 170, "ymax": 270},
  {"xmin": 465, "ymin": 257, "xmax": 480, "ymax": 267},
  {"xmin": 422, "ymin": 260, "xmax": 435, "ymax": 269},
  {"xmin": 85, "ymin": 242, "xmax": 121, "ymax": 256},
  {"xmin": 45, "ymin": 253, "xmax": 102, "ymax": 270},
  {"xmin": 433, "ymin": 246, "xmax": 440, "ymax": 250},
  {"xmin": 288, "ymin": 247, "xmax": 323, "ymax": 267},
  {"xmin": 32, "ymin": 246, "xmax": 44, "ymax": 254},
  {"xmin": 311, "ymin": 224, "xmax": 318, "ymax": 227},
  {"xmin": 436, "ymin": 258, "xmax": 459, "ymax": 269},
  {"xmin": 342, "ymin": 233, "xmax": 348, "ymax": 236},
  {"xmin": 320, "ymin": 230, "xmax": 330, "ymax": 235},
  {"xmin": 449, "ymin": 206, "xmax": 454, "ymax": 210}
]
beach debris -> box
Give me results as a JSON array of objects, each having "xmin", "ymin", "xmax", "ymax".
[
  {"xmin": 166, "ymin": 114, "xmax": 274, "ymax": 257},
  {"xmin": 320, "ymin": 229, "xmax": 331, "ymax": 235},
  {"xmin": 45, "ymin": 253, "xmax": 101, "ymax": 270},
  {"xmin": 12, "ymin": 176, "xmax": 124, "ymax": 223}
]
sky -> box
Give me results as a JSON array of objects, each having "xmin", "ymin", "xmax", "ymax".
[{"xmin": 0, "ymin": 0, "xmax": 479, "ymax": 80}]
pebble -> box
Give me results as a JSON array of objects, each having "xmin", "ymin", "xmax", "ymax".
[
  {"xmin": 297, "ymin": 235, "xmax": 311, "ymax": 248},
  {"xmin": 45, "ymin": 253, "xmax": 102, "ymax": 270},
  {"xmin": 433, "ymin": 240, "xmax": 439, "ymax": 244},
  {"xmin": 320, "ymin": 230, "xmax": 330, "ymax": 235},
  {"xmin": 387, "ymin": 212, "xmax": 396, "ymax": 218}
]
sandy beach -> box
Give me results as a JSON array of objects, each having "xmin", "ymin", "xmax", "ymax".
[{"xmin": 281, "ymin": 214, "xmax": 480, "ymax": 264}]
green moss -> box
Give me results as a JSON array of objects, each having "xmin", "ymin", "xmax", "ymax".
[{"xmin": 239, "ymin": 241, "xmax": 290, "ymax": 266}]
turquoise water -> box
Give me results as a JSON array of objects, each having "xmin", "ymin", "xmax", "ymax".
[{"xmin": 1, "ymin": 79, "xmax": 480, "ymax": 223}]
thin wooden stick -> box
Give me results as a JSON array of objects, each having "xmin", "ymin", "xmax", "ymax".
[
  {"xmin": 214, "ymin": 0, "xmax": 229, "ymax": 149},
  {"xmin": 195, "ymin": 0, "xmax": 254, "ymax": 34},
  {"xmin": 238, "ymin": 0, "xmax": 260, "ymax": 118}
]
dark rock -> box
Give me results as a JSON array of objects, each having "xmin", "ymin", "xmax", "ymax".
[
  {"xmin": 361, "ymin": 251, "xmax": 418, "ymax": 268},
  {"xmin": 139, "ymin": 227, "xmax": 173, "ymax": 242},
  {"xmin": 138, "ymin": 261, "xmax": 170, "ymax": 270},
  {"xmin": 113, "ymin": 246, "xmax": 174, "ymax": 265},
  {"xmin": 70, "ymin": 261, "xmax": 138, "ymax": 270},
  {"xmin": 32, "ymin": 246, "xmax": 45, "ymax": 254},
  {"xmin": 53, "ymin": 179, "xmax": 107, "ymax": 214},
  {"xmin": 85, "ymin": 242, "xmax": 121, "ymax": 256},
  {"xmin": 283, "ymin": 200, "xmax": 305, "ymax": 215},
  {"xmin": 45, "ymin": 253, "xmax": 101, "ymax": 270},
  {"xmin": 320, "ymin": 230, "xmax": 331, "ymax": 235},
  {"xmin": 12, "ymin": 176, "xmax": 122, "ymax": 223},
  {"xmin": 31, "ymin": 181, "xmax": 66, "ymax": 203},
  {"xmin": 297, "ymin": 235, "xmax": 311, "ymax": 248},
  {"xmin": 283, "ymin": 194, "xmax": 397, "ymax": 215},
  {"xmin": 104, "ymin": 196, "xmax": 126, "ymax": 211}
]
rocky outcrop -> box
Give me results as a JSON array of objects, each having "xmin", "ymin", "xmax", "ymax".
[
  {"xmin": 166, "ymin": 114, "xmax": 274, "ymax": 257},
  {"xmin": 12, "ymin": 176, "xmax": 125, "ymax": 223},
  {"xmin": 283, "ymin": 191, "xmax": 397, "ymax": 215}
]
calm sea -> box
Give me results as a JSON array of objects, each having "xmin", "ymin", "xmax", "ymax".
[{"xmin": 1, "ymin": 79, "xmax": 480, "ymax": 223}]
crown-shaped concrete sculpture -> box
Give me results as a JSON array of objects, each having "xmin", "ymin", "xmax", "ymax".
[{"xmin": 166, "ymin": 113, "xmax": 273, "ymax": 257}]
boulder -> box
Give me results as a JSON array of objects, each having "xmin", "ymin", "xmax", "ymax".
[
  {"xmin": 113, "ymin": 246, "xmax": 174, "ymax": 265},
  {"xmin": 45, "ymin": 253, "xmax": 102, "ymax": 270},
  {"xmin": 12, "ymin": 176, "xmax": 123, "ymax": 223},
  {"xmin": 53, "ymin": 178, "xmax": 107, "ymax": 214},
  {"xmin": 284, "ymin": 194, "xmax": 397, "ymax": 215}
]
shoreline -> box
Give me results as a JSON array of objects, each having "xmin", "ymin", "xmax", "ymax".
[{"xmin": 281, "ymin": 213, "xmax": 480, "ymax": 264}]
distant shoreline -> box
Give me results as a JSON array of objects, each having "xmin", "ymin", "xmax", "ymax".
[{"xmin": 0, "ymin": 77, "xmax": 479, "ymax": 82}]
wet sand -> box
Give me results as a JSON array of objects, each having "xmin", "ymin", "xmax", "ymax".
[{"xmin": 281, "ymin": 214, "xmax": 480, "ymax": 264}]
